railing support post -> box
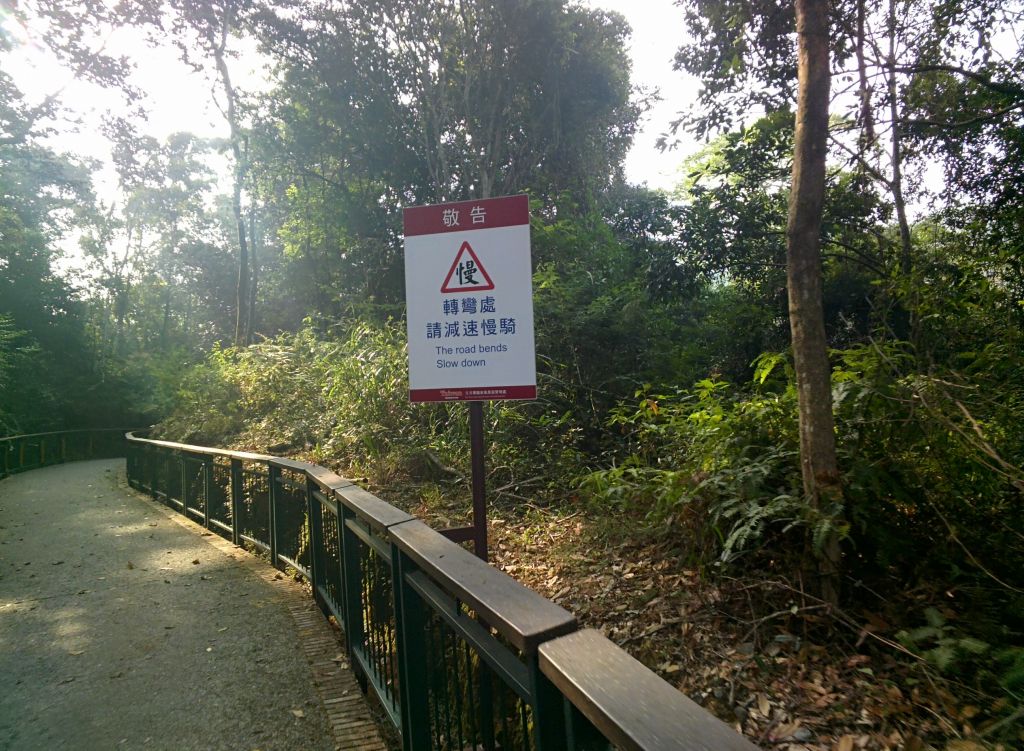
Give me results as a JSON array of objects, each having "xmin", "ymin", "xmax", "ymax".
[
  {"xmin": 153, "ymin": 448, "xmax": 161, "ymax": 499},
  {"xmin": 306, "ymin": 477, "xmax": 324, "ymax": 612},
  {"xmin": 230, "ymin": 458, "xmax": 243, "ymax": 546},
  {"xmin": 394, "ymin": 549, "xmax": 431, "ymax": 751},
  {"xmin": 530, "ymin": 658, "xmax": 570, "ymax": 751},
  {"xmin": 180, "ymin": 454, "xmax": 189, "ymax": 514},
  {"xmin": 203, "ymin": 459, "xmax": 213, "ymax": 529},
  {"xmin": 562, "ymin": 700, "xmax": 608, "ymax": 751},
  {"xmin": 339, "ymin": 505, "xmax": 365, "ymax": 675},
  {"xmin": 268, "ymin": 465, "xmax": 280, "ymax": 570}
]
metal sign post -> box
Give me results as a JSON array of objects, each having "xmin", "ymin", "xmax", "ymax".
[
  {"xmin": 469, "ymin": 400, "xmax": 487, "ymax": 559},
  {"xmin": 402, "ymin": 194, "xmax": 536, "ymax": 561}
]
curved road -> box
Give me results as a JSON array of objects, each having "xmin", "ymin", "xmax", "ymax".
[{"xmin": 0, "ymin": 459, "xmax": 336, "ymax": 751}]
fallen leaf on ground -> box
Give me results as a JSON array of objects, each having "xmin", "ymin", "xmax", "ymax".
[{"xmin": 290, "ymin": 709, "xmax": 305, "ymax": 719}]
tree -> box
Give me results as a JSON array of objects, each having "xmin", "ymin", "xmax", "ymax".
[
  {"xmin": 114, "ymin": 1, "xmax": 264, "ymax": 346},
  {"xmin": 0, "ymin": 70, "xmax": 141, "ymax": 430},
  {"xmin": 671, "ymin": 0, "xmax": 1024, "ymax": 324},
  {"xmin": 786, "ymin": 0, "xmax": 843, "ymax": 602},
  {"xmin": 86, "ymin": 130, "xmax": 238, "ymax": 353}
]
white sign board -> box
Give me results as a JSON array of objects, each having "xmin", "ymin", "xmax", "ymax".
[{"xmin": 403, "ymin": 194, "xmax": 536, "ymax": 402}]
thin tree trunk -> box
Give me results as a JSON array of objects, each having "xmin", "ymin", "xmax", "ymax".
[
  {"xmin": 787, "ymin": 0, "xmax": 843, "ymax": 604},
  {"xmin": 884, "ymin": 0, "xmax": 914, "ymax": 343},
  {"xmin": 886, "ymin": 0, "xmax": 913, "ymax": 277},
  {"xmin": 159, "ymin": 287, "xmax": 171, "ymax": 352},
  {"xmin": 211, "ymin": 13, "xmax": 250, "ymax": 347},
  {"xmin": 246, "ymin": 204, "xmax": 257, "ymax": 344},
  {"xmin": 230, "ymin": 157, "xmax": 249, "ymax": 346},
  {"xmin": 855, "ymin": 0, "xmax": 875, "ymax": 152}
]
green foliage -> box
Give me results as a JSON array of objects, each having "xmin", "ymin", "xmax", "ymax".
[
  {"xmin": 0, "ymin": 71, "xmax": 150, "ymax": 432},
  {"xmin": 582, "ymin": 373, "xmax": 827, "ymax": 566},
  {"xmin": 896, "ymin": 607, "xmax": 990, "ymax": 673}
]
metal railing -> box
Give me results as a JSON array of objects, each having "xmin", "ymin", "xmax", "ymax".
[
  {"xmin": 0, "ymin": 429, "xmax": 127, "ymax": 480},
  {"xmin": 123, "ymin": 431, "xmax": 760, "ymax": 751}
]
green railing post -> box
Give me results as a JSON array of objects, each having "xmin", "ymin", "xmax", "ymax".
[
  {"xmin": 306, "ymin": 477, "xmax": 323, "ymax": 611},
  {"xmin": 477, "ymin": 655, "xmax": 497, "ymax": 751},
  {"xmin": 394, "ymin": 548, "xmax": 431, "ymax": 751},
  {"xmin": 268, "ymin": 465, "xmax": 280, "ymax": 569},
  {"xmin": 562, "ymin": 700, "xmax": 610, "ymax": 751},
  {"xmin": 180, "ymin": 453, "xmax": 189, "ymax": 513},
  {"xmin": 153, "ymin": 448, "xmax": 161, "ymax": 498},
  {"xmin": 530, "ymin": 658, "xmax": 570, "ymax": 751},
  {"xmin": 339, "ymin": 504, "xmax": 366, "ymax": 680},
  {"xmin": 203, "ymin": 458, "xmax": 213, "ymax": 529},
  {"xmin": 230, "ymin": 458, "xmax": 243, "ymax": 546},
  {"xmin": 60, "ymin": 435, "xmax": 66, "ymax": 464}
]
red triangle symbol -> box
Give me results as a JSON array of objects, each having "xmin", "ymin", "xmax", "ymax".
[{"xmin": 440, "ymin": 241, "xmax": 495, "ymax": 293}]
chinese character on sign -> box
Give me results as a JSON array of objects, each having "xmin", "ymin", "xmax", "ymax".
[
  {"xmin": 500, "ymin": 318, "xmax": 517, "ymax": 335},
  {"xmin": 457, "ymin": 259, "xmax": 480, "ymax": 285},
  {"xmin": 442, "ymin": 209, "xmax": 460, "ymax": 227},
  {"xmin": 461, "ymin": 297, "xmax": 477, "ymax": 314},
  {"xmin": 470, "ymin": 205, "xmax": 486, "ymax": 225},
  {"xmin": 443, "ymin": 298, "xmax": 459, "ymax": 316},
  {"xmin": 481, "ymin": 318, "xmax": 497, "ymax": 336},
  {"xmin": 481, "ymin": 296, "xmax": 496, "ymax": 313},
  {"xmin": 463, "ymin": 320, "xmax": 479, "ymax": 337},
  {"xmin": 445, "ymin": 322, "xmax": 460, "ymax": 337},
  {"xmin": 426, "ymin": 322, "xmax": 442, "ymax": 339}
]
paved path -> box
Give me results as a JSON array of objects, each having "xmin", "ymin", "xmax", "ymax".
[{"xmin": 0, "ymin": 460, "xmax": 385, "ymax": 751}]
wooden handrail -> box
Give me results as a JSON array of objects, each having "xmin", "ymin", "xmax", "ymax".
[
  {"xmin": 0, "ymin": 427, "xmax": 128, "ymax": 442},
  {"xmin": 540, "ymin": 629, "xmax": 761, "ymax": 751},
  {"xmin": 390, "ymin": 519, "xmax": 578, "ymax": 654},
  {"xmin": 122, "ymin": 430, "xmax": 763, "ymax": 750}
]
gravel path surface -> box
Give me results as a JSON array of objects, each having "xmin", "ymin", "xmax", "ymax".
[{"xmin": 0, "ymin": 459, "xmax": 335, "ymax": 751}]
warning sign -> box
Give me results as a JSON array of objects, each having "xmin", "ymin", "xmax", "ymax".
[
  {"xmin": 403, "ymin": 194, "xmax": 536, "ymax": 403},
  {"xmin": 441, "ymin": 241, "xmax": 494, "ymax": 293}
]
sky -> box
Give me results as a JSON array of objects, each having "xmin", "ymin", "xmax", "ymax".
[
  {"xmin": 584, "ymin": 0, "xmax": 704, "ymax": 189},
  {"xmin": 3, "ymin": 0, "xmax": 702, "ymax": 197}
]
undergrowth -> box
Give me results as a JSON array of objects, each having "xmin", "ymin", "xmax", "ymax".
[{"xmin": 156, "ymin": 320, "xmax": 1024, "ymax": 745}]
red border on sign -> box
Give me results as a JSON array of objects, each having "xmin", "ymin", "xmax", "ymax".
[
  {"xmin": 440, "ymin": 241, "xmax": 495, "ymax": 293},
  {"xmin": 410, "ymin": 385, "xmax": 537, "ymax": 402},
  {"xmin": 403, "ymin": 194, "xmax": 529, "ymax": 237}
]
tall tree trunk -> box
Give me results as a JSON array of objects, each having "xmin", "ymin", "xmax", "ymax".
[
  {"xmin": 886, "ymin": 0, "xmax": 912, "ymax": 278},
  {"xmin": 246, "ymin": 203, "xmax": 257, "ymax": 344},
  {"xmin": 159, "ymin": 286, "xmax": 171, "ymax": 353},
  {"xmin": 211, "ymin": 12, "xmax": 250, "ymax": 347},
  {"xmin": 229, "ymin": 144, "xmax": 249, "ymax": 347},
  {"xmin": 855, "ymin": 0, "xmax": 875, "ymax": 152},
  {"xmin": 787, "ymin": 0, "xmax": 843, "ymax": 604},
  {"xmin": 885, "ymin": 0, "xmax": 915, "ymax": 344}
]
